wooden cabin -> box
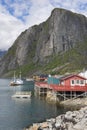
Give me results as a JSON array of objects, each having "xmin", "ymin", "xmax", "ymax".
[
  {"xmin": 35, "ymin": 74, "xmax": 87, "ymax": 100},
  {"xmin": 61, "ymin": 74, "xmax": 87, "ymax": 87}
]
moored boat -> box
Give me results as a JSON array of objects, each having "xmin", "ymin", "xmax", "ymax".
[
  {"xmin": 10, "ymin": 71, "xmax": 24, "ymax": 86},
  {"xmin": 26, "ymin": 78, "xmax": 34, "ymax": 81}
]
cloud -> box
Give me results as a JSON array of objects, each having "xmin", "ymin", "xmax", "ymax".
[
  {"xmin": 0, "ymin": 0, "xmax": 54, "ymax": 50},
  {"xmin": 0, "ymin": 0, "xmax": 87, "ymax": 50},
  {"xmin": 0, "ymin": 8, "xmax": 27, "ymax": 50},
  {"xmin": 25, "ymin": 0, "xmax": 54, "ymax": 26},
  {"xmin": 0, "ymin": 0, "xmax": 32, "ymax": 21},
  {"xmin": 49, "ymin": 0, "xmax": 87, "ymax": 16}
]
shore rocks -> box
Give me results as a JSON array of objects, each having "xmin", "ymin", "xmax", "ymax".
[
  {"xmin": 60, "ymin": 98, "xmax": 87, "ymax": 108},
  {"xmin": 25, "ymin": 106, "xmax": 87, "ymax": 130}
]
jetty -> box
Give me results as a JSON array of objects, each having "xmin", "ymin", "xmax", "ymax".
[{"xmin": 12, "ymin": 91, "xmax": 31, "ymax": 98}]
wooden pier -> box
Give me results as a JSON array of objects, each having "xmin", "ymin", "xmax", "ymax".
[
  {"xmin": 35, "ymin": 82, "xmax": 48, "ymax": 96},
  {"xmin": 35, "ymin": 82, "xmax": 87, "ymax": 101},
  {"xmin": 12, "ymin": 91, "xmax": 31, "ymax": 99}
]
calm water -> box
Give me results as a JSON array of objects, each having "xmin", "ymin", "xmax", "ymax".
[{"xmin": 0, "ymin": 79, "xmax": 67, "ymax": 130}]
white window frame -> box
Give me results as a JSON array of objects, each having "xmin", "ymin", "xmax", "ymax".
[
  {"xmin": 71, "ymin": 80, "xmax": 75, "ymax": 86},
  {"xmin": 71, "ymin": 79, "xmax": 85, "ymax": 86},
  {"xmin": 79, "ymin": 80, "xmax": 85, "ymax": 86},
  {"xmin": 76, "ymin": 80, "xmax": 80, "ymax": 85}
]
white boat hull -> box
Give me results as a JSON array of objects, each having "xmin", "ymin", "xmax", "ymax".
[
  {"xmin": 26, "ymin": 78, "xmax": 34, "ymax": 81},
  {"xmin": 10, "ymin": 79, "xmax": 23, "ymax": 86},
  {"xmin": 10, "ymin": 71, "xmax": 23, "ymax": 86}
]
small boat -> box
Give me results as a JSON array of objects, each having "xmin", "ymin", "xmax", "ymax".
[
  {"xmin": 10, "ymin": 71, "xmax": 23, "ymax": 86},
  {"xmin": 26, "ymin": 78, "xmax": 34, "ymax": 81},
  {"xmin": 12, "ymin": 91, "xmax": 31, "ymax": 98}
]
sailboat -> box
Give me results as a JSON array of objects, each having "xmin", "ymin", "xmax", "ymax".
[{"xmin": 10, "ymin": 71, "xmax": 24, "ymax": 86}]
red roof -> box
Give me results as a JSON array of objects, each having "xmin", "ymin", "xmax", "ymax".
[{"xmin": 61, "ymin": 74, "xmax": 87, "ymax": 80}]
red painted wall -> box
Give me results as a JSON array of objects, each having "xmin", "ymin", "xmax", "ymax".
[{"xmin": 61, "ymin": 75, "xmax": 86, "ymax": 87}]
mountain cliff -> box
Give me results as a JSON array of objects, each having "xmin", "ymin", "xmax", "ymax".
[{"xmin": 0, "ymin": 8, "xmax": 87, "ymax": 77}]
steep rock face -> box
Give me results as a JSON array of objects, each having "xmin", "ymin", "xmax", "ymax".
[
  {"xmin": 0, "ymin": 8, "xmax": 87, "ymax": 76},
  {"xmin": 0, "ymin": 26, "xmax": 38, "ymax": 74},
  {"xmin": 15, "ymin": 26, "xmax": 38, "ymax": 66},
  {"xmin": 34, "ymin": 9, "xmax": 87, "ymax": 63}
]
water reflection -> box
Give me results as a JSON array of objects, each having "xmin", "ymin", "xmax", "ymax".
[{"xmin": 0, "ymin": 79, "xmax": 69, "ymax": 129}]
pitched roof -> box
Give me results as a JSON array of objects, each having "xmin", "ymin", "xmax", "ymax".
[{"xmin": 61, "ymin": 74, "xmax": 87, "ymax": 80}]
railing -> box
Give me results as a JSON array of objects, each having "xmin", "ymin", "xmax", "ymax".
[{"xmin": 50, "ymin": 84, "xmax": 87, "ymax": 91}]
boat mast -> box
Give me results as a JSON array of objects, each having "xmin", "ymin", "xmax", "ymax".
[
  {"xmin": 14, "ymin": 71, "xmax": 16, "ymax": 82},
  {"xmin": 19, "ymin": 71, "xmax": 21, "ymax": 79}
]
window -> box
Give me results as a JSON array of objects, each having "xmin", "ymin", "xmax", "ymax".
[
  {"xmin": 80, "ymin": 80, "xmax": 85, "ymax": 86},
  {"xmin": 76, "ymin": 80, "xmax": 79, "ymax": 85},
  {"xmin": 76, "ymin": 80, "xmax": 85, "ymax": 86},
  {"xmin": 72, "ymin": 80, "xmax": 74, "ymax": 84},
  {"xmin": 71, "ymin": 80, "xmax": 75, "ymax": 86},
  {"xmin": 71, "ymin": 79, "xmax": 85, "ymax": 86},
  {"xmin": 80, "ymin": 80, "xmax": 84, "ymax": 84}
]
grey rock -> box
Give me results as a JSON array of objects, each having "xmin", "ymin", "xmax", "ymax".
[{"xmin": 26, "ymin": 106, "xmax": 87, "ymax": 130}]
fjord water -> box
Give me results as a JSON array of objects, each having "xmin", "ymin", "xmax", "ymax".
[{"xmin": 0, "ymin": 79, "xmax": 66, "ymax": 130}]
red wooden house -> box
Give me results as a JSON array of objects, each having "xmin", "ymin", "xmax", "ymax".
[
  {"xmin": 49, "ymin": 74, "xmax": 87, "ymax": 92},
  {"xmin": 61, "ymin": 74, "xmax": 87, "ymax": 87},
  {"xmin": 35, "ymin": 74, "xmax": 87, "ymax": 99},
  {"xmin": 35, "ymin": 74, "xmax": 87, "ymax": 93}
]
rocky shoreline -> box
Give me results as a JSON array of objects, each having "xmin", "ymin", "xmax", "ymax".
[
  {"xmin": 24, "ymin": 98, "xmax": 87, "ymax": 130},
  {"xmin": 24, "ymin": 106, "xmax": 87, "ymax": 130},
  {"xmin": 60, "ymin": 97, "xmax": 87, "ymax": 108}
]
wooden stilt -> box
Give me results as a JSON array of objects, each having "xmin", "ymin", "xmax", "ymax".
[
  {"xmin": 74, "ymin": 91, "xmax": 76, "ymax": 98},
  {"xmin": 64, "ymin": 91, "xmax": 66, "ymax": 101}
]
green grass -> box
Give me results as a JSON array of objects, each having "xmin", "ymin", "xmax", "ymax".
[{"xmin": 43, "ymin": 40, "xmax": 87, "ymax": 74}]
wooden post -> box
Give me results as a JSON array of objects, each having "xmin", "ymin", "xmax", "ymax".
[
  {"xmin": 64, "ymin": 91, "xmax": 66, "ymax": 101},
  {"xmin": 74, "ymin": 91, "xmax": 76, "ymax": 99},
  {"xmin": 85, "ymin": 92, "xmax": 87, "ymax": 97},
  {"xmin": 71, "ymin": 91, "xmax": 72, "ymax": 99}
]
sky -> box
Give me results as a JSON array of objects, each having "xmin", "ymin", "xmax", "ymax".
[{"xmin": 0, "ymin": 0, "xmax": 87, "ymax": 50}]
